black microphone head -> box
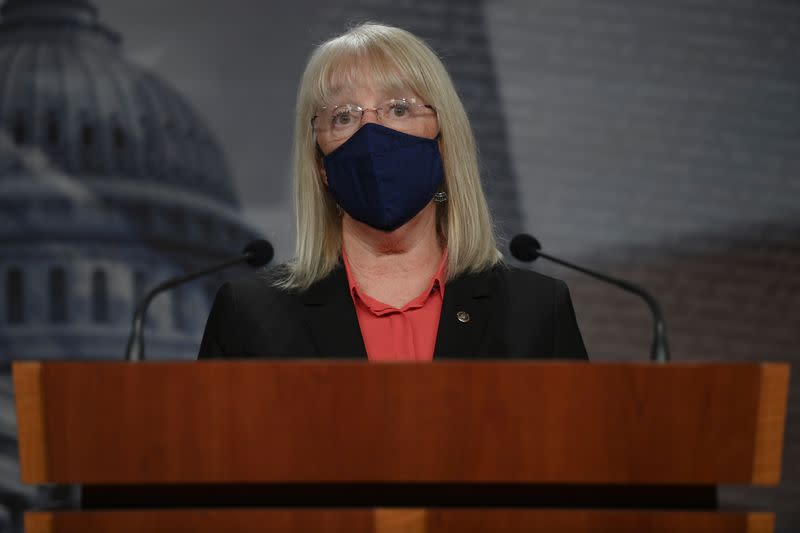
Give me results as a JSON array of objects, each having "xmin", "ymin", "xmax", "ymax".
[
  {"xmin": 509, "ymin": 233, "xmax": 542, "ymax": 262},
  {"xmin": 242, "ymin": 239, "xmax": 274, "ymax": 267}
]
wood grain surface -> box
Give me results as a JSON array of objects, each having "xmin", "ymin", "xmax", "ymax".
[
  {"xmin": 24, "ymin": 509, "xmax": 775, "ymax": 533},
  {"xmin": 12, "ymin": 361, "xmax": 47, "ymax": 481},
  {"xmin": 12, "ymin": 361, "xmax": 790, "ymax": 485},
  {"xmin": 752, "ymin": 362, "xmax": 791, "ymax": 484}
]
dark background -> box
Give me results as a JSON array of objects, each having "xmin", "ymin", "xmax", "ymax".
[{"xmin": 0, "ymin": 0, "xmax": 798, "ymax": 530}]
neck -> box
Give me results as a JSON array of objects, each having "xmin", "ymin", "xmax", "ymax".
[{"xmin": 342, "ymin": 202, "xmax": 443, "ymax": 285}]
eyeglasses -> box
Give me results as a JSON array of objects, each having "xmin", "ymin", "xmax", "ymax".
[{"xmin": 312, "ymin": 97, "xmax": 436, "ymax": 140}]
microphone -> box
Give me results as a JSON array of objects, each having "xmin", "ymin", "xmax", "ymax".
[
  {"xmin": 124, "ymin": 239, "xmax": 274, "ymax": 362},
  {"xmin": 510, "ymin": 234, "xmax": 670, "ymax": 363}
]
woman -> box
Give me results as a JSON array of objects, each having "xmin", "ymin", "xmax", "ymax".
[{"xmin": 198, "ymin": 23, "xmax": 587, "ymax": 361}]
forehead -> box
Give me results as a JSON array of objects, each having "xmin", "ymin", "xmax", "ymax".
[
  {"xmin": 326, "ymin": 84, "xmax": 416, "ymax": 106},
  {"xmin": 317, "ymin": 58, "xmax": 416, "ymax": 106}
]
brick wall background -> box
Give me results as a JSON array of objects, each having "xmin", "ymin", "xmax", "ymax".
[
  {"xmin": 485, "ymin": 1, "xmax": 799, "ymax": 527},
  {"xmin": 313, "ymin": 0, "xmax": 800, "ymax": 527}
]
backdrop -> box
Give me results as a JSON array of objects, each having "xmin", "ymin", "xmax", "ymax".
[{"xmin": 0, "ymin": 0, "xmax": 797, "ymax": 530}]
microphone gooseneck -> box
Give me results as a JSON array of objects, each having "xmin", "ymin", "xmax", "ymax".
[
  {"xmin": 509, "ymin": 234, "xmax": 670, "ymax": 363},
  {"xmin": 124, "ymin": 239, "xmax": 274, "ymax": 362}
]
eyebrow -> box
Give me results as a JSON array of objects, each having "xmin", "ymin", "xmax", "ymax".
[{"xmin": 323, "ymin": 81, "xmax": 415, "ymax": 106}]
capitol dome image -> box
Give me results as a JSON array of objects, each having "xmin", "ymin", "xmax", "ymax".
[{"xmin": 0, "ymin": 0, "xmax": 263, "ymax": 528}]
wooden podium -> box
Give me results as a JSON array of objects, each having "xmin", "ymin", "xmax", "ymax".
[{"xmin": 13, "ymin": 360, "xmax": 790, "ymax": 532}]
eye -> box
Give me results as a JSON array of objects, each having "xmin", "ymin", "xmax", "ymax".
[
  {"xmin": 332, "ymin": 108, "xmax": 353, "ymax": 127},
  {"xmin": 388, "ymin": 100, "xmax": 410, "ymax": 118}
]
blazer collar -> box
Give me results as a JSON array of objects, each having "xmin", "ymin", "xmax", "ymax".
[
  {"xmin": 301, "ymin": 265, "xmax": 368, "ymax": 359},
  {"xmin": 300, "ymin": 263, "xmax": 495, "ymax": 360},
  {"xmin": 433, "ymin": 267, "xmax": 493, "ymax": 359}
]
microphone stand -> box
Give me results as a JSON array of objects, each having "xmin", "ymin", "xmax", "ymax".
[
  {"xmin": 537, "ymin": 251, "xmax": 670, "ymax": 363},
  {"xmin": 125, "ymin": 257, "xmax": 249, "ymax": 362},
  {"xmin": 125, "ymin": 240, "xmax": 273, "ymax": 362}
]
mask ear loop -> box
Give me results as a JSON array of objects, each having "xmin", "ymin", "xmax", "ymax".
[
  {"xmin": 432, "ymin": 131, "xmax": 447, "ymax": 203},
  {"xmin": 316, "ymin": 144, "xmax": 344, "ymax": 216}
]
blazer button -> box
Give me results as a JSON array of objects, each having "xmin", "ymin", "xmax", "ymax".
[{"xmin": 456, "ymin": 311, "xmax": 470, "ymax": 323}]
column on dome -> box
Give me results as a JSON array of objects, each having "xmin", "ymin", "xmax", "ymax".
[
  {"xmin": 90, "ymin": 267, "xmax": 108, "ymax": 323},
  {"xmin": 19, "ymin": 263, "xmax": 46, "ymax": 325},
  {"xmin": 47, "ymin": 265, "xmax": 67, "ymax": 323},
  {"xmin": 106, "ymin": 260, "xmax": 131, "ymax": 326},
  {"xmin": 3, "ymin": 266, "xmax": 23, "ymax": 324}
]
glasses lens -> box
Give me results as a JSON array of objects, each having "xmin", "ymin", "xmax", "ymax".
[
  {"xmin": 315, "ymin": 99, "xmax": 435, "ymax": 139},
  {"xmin": 326, "ymin": 104, "xmax": 360, "ymax": 139},
  {"xmin": 381, "ymin": 98, "xmax": 434, "ymax": 131}
]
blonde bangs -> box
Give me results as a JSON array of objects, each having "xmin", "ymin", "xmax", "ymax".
[
  {"xmin": 314, "ymin": 55, "xmax": 409, "ymax": 107},
  {"xmin": 306, "ymin": 27, "xmax": 441, "ymax": 111}
]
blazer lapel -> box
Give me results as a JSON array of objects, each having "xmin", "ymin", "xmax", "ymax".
[
  {"xmin": 301, "ymin": 265, "xmax": 368, "ymax": 359},
  {"xmin": 434, "ymin": 268, "xmax": 493, "ymax": 359}
]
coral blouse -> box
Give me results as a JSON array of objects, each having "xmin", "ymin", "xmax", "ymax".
[{"xmin": 342, "ymin": 250, "xmax": 447, "ymax": 361}]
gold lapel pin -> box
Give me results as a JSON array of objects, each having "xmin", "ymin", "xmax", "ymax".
[{"xmin": 456, "ymin": 311, "xmax": 470, "ymax": 323}]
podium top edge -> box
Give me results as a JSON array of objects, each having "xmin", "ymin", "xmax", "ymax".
[{"xmin": 10, "ymin": 360, "xmax": 791, "ymax": 370}]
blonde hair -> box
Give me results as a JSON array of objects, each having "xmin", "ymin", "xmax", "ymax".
[{"xmin": 279, "ymin": 22, "xmax": 501, "ymax": 290}]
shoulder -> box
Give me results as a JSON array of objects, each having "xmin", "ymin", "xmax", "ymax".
[
  {"xmin": 494, "ymin": 262, "xmax": 563, "ymax": 288},
  {"xmin": 221, "ymin": 264, "xmax": 301, "ymax": 309},
  {"xmin": 480, "ymin": 262, "xmax": 568, "ymax": 298},
  {"xmin": 206, "ymin": 265, "xmax": 309, "ymax": 348},
  {"xmin": 221, "ymin": 263, "xmax": 349, "ymax": 309},
  {"xmin": 478, "ymin": 263, "xmax": 588, "ymax": 360},
  {"xmin": 198, "ymin": 264, "xmax": 309, "ymax": 359},
  {"xmin": 445, "ymin": 261, "xmax": 571, "ymax": 311},
  {"xmin": 224, "ymin": 265, "xmax": 285, "ymax": 294}
]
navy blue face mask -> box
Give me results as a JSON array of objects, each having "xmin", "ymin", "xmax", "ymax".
[{"xmin": 322, "ymin": 123, "xmax": 444, "ymax": 232}]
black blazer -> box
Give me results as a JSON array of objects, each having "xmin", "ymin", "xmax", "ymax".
[{"xmin": 197, "ymin": 263, "xmax": 588, "ymax": 361}]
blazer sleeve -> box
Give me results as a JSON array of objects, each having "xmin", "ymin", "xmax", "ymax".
[
  {"xmin": 553, "ymin": 279, "xmax": 589, "ymax": 360},
  {"xmin": 197, "ymin": 282, "xmax": 238, "ymax": 359}
]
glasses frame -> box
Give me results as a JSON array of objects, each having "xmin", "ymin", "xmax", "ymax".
[{"xmin": 311, "ymin": 97, "xmax": 436, "ymax": 135}]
